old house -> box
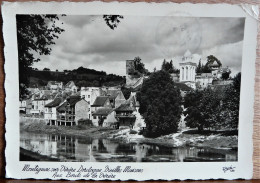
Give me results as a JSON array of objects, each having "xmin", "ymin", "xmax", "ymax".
[
  {"xmin": 64, "ymin": 81, "xmax": 78, "ymax": 92},
  {"xmin": 91, "ymin": 96, "xmax": 112, "ymax": 113},
  {"xmin": 80, "ymin": 87, "xmax": 102, "ymax": 119},
  {"xmin": 56, "ymin": 95, "xmax": 84, "ymax": 126},
  {"xmin": 75, "ymin": 99, "xmax": 89, "ymax": 125},
  {"xmin": 195, "ymin": 73, "xmax": 213, "ymax": 89},
  {"xmin": 47, "ymin": 81, "xmax": 63, "ymax": 90},
  {"xmin": 31, "ymin": 94, "xmax": 53, "ymax": 116},
  {"xmin": 105, "ymin": 89, "xmax": 126, "ymax": 108},
  {"xmin": 92, "ymin": 108, "xmax": 117, "ymax": 127},
  {"xmin": 44, "ymin": 98, "xmax": 63, "ymax": 125}
]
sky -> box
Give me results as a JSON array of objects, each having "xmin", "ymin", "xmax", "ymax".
[{"xmin": 32, "ymin": 15, "xmax": 245, "ymax": 76}]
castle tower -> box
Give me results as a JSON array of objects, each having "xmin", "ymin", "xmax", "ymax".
[{"xmin": 179, "ymin": 50, "xmax": 197, "ymax": 89}]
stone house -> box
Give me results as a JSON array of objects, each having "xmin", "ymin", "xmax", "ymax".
[
  {"xmin": 80, "ymin": 87, "xmax": 102, "ymax": 119},
  {"xmin": 31, "ymin": 94, "xmax": 53, "ymax": 116},
  {"xmin": 64, "ymin": 81, "xmax": 78, "ymax": 92},
  {"xmin": 91, "ymin": 96, "xmax": 112, "ymax": 113},
  {"xmin": 75, "ymin": 99, "xmax": 89, "ymax": 125},
  {"xmin": 56, "ymin": 95, "xmax": 82, "ymax": 126},
  {"xmin": 47, "ymin": 81, "xmax": 63, "ymax": 90},
  {"xmin": 105, "ymin": 89, "xmax": 126, "ymax": 108},
  {"xmin": 44, "ymin": 98, "xmax": 63, "ymax": 125},
  {"xmin": 92, "ymin": 107, "xmax": 117, "ymax": 127}
]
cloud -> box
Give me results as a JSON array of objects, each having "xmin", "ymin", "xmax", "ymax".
[{"xmin": 33, "ymin": 15, "xmax": 245, "ymax": 76}]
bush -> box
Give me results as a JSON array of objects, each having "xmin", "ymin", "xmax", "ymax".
[
  {"xmin": 129, "ymin": 129, "xmax": 138, "ymax": 134},
  {"xmin": 78, "ymin": 119, "xmax": 92, "ymax": 126}
]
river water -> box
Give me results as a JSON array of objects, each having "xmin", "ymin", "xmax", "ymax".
[{"xmin": 20, "ymin": 131, "xmax": 237, "ymax": 162}]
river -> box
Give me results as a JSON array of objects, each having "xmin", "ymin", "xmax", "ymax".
[{"xmin": 20, "ymin": 131, "xmax": 237, "ymax": 162}]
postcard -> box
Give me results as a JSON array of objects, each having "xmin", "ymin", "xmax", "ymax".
[{"xmin": 2, "ymin": 1, "xmax": 258, "ymax": 180}]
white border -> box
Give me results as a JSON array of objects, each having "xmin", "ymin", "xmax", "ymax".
[{"xmin": 2, "ymin": 1, "xmax": 258, "ymax": 180}]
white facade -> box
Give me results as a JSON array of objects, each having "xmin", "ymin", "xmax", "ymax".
[
  {"xmin": 179, "ymin": 50, "xmax": 197, "ymax": 90},
  {"xmin": 44, "ymin": 107, "xmax": 57, "ymax": 124},
  {"xmin": 80, "ymin": 87, "xmax": 102, "ymax": 120}
]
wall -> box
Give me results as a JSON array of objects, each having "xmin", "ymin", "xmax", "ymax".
[{"xmin": 75, "ymin": 99, "xmax": 89, "ymax": 125}]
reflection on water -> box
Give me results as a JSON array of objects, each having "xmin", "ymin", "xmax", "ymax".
[{"xmin": 20, "ymin": 131, "xmax": 237, "ymax": 162}]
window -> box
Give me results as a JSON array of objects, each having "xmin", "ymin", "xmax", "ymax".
[
  {"xmin": 93, "ymin": 116, "xmax": 97, "ymax": 119},
  {"xmin": 103, "ymin": 116, "xmax": 107, "ymax": 120},
  {"xmin": 88, "ymin": 95, "xmax": 90, "ymax": 98},
  {"xmin": 88, "ymin": 108, "xmax": 90, "ymax": 112}
]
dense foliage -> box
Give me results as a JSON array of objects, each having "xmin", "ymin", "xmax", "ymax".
[
  {"xmin": 184, "ymin": 72, "xmax": 241, "ymax": 131},
  {"xmin": 137, "ymin": 71, "xmax": 183, "ymax": 137},
  {"xmin": 29, "ymin": 67, "xmax": 125, "ymax": 88},
  {"xmin": 161, "ymin": 59, "xmax": 179, "ymax": 74},
  {"xmin": 17, "ymin": 15, "xmax": 65, "ymax": 99}
]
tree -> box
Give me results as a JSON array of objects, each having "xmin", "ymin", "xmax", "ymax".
[
  {"xmin": 196, "ymin": 60, "xmax": 202, "ymax": 73},
  {"xmin": 137, "ymin": 71, "xmax": 183, "ymax": 137},
  {"xmin": 133, "ymin": 57, "xmax": 146, "ymax": 74},
  {"xmin": 17, "ymin": 15, "xmax": 65, "ymax": 99},
  {"xmin": 43, "ymin": 68, "xmax": 50, "ymax": 71},
  {"xmin": 103, "ymin": 15, "xmax": 124, "ymax": 30},
  {"xmin": 161, "ymin": 59, "xmax": 178, "ymax": 74},
  {"xmin": 184, "ymin": 88, "xmax": 221, "ymax": 131},
  {"xmin": 221, "ymin": 72, "xmax": 230, "ymax": 80},
  {"xmin": 221, "ymin": 72, "xmax": 241, "ymax": 129}
]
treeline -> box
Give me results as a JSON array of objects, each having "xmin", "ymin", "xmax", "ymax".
[
  {"xmin": 29, "ymin": 66, "xmax": 125, "ymax": 88},
  {"xmin": 184, "ymin": 72, "xmax": 241, "ymax": 131}
]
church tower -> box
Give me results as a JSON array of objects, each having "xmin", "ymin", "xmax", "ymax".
[{"xmin": 179, "ymin": 50, "xmax": 197, "ymax": 89}]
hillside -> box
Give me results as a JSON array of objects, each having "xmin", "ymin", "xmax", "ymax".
[{"xmin": 29, "ymin": 67, "xmax": 125, "ymax": 88}]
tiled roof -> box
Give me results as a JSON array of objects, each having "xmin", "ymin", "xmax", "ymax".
[
  {"xmin": 115, "ymin": 104, "xmax": 135, "ymax": 112},
  {"xmin": 67, "ymin": 95, "xmax": 81, "ymax": 106},
  {"xmin": 45, "ymin": 98, "xmax": 62, "ymax": 107},
  {"xmin": 92, "ymin": 107, "xmax": 113, "ymax": 116},
  {"xmin": 105, "ymin": 90, "xmax": 121, "ymax": 99},
  {"xmin": 91, "ymin": 96, "xmax": 109, "ymax": 107}
]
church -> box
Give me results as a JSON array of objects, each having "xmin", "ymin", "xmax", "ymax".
[{"xmin": 178, "ymin": 50, "xmax": 231, "ymax": 90}]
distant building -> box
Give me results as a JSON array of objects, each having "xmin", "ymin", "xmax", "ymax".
[
  {"xmin": 47, "ymin": 81, "xmax": 63, "ymax": 90},
  {"xmin": 91, "ymin": 96, "xmax": 112, "ymax": 113},
  {"xmin": 195, "ymin": 73, "xmax": 213, "ymax": 89},
  {"xmin": 31, "ymin": 94, "xmax": 54, "ymax": 116},
  {"xmin": 114, "ymin": 92, "xmax": 140, "ymax": 129},
  {"xmin": 92, "ymin": 108, "xmax": 117, "ymax": 127},
  {"xmin": 64, "ymin": 81, "xmax": 78, "ymax": 92},
  {"xmin": 179, "ymin": 50, "xmax": 197, "ymax": 89},
  {"xmin": 104, "ymin": 89, "xmax": 126, "ymax": 108},
  {"xmin": 44, "ymin": 98, "xmax": 63, "ymax": 125},
  {"xmin": 80, "ymin": 87, "xmax": 102, "ymax": 119},
  {"xmin": 56, "ymin": 96, "xmax": 84, "ymax": 126}
]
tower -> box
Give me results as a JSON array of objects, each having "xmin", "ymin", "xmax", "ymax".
[{"xmin": 179, "ymin": 50, "xmax": 197, "ymax": 89}]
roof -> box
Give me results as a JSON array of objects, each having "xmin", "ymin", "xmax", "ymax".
[
  {"xmin": 91, "ymin": 96, "xmax": 109, "ymax": 107},
  {"xmin": 45, "ymin": 98, "xmax": 62, "ymax": 107},
  {"xmin": 56, "ymin": 96, "xmax": 81, "ymax": 111},
  {"xmin": 67, "ymin": 95, "xmax": 81, "ymax": 106},
  {"xmin": 105, "ymin": 90, "xmax": 121, "ymax": 99},
  {"xmin": 174, "ymin": 83, "xmax": 193, "ymax": 92},
  {"xmin": 92, "ymin": 107, "xmax": 113, "ymax": 116},
  {"xmin": 115, "ymin": 104, "xmax": 135, "ymax": 112},
  {"xmin": 65, "ymin": 81, "xmax": 76, "ymax": 88}
]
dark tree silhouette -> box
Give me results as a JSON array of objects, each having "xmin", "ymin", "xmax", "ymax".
[
  {"xmin": 17, "ymin": 14, "xmax": 65, "ymax": 99},
  {"xmin": 137, "ymin": 71, "xmax": 183, "ymax": 137},
  {"xmin": 103, "ymin": 15, "xmax": 124, "ymax": 30}
]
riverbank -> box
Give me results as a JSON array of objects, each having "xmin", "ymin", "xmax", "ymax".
[
  {"xmin": 109, "ymin": 128, "xmax": 238, "ymax": 149},
  {"xmin": 20, "ymin": 118, "xmax": 238, "ymax": 150},
  {"xmin": 20, "ymin": 119, "xmax": 120, "ymax": 139}
]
